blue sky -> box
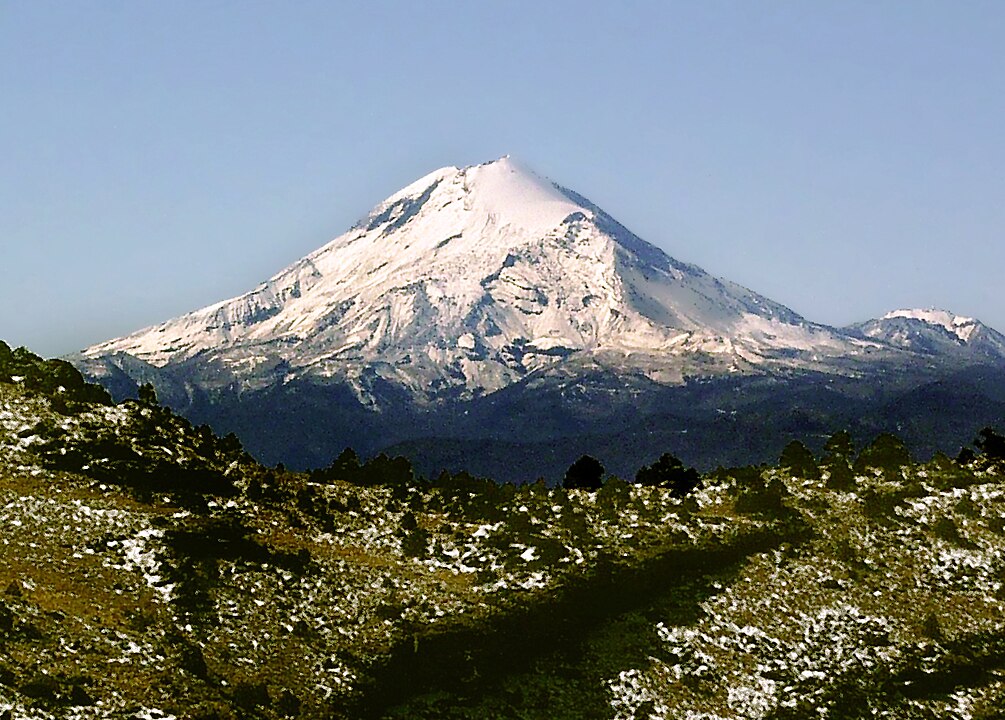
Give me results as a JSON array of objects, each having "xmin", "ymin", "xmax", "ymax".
[{"xmin": 2, "ymin": 1, "xmax": 1003, "ymax": 357}]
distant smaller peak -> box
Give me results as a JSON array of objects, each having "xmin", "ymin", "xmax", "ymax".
[
  {"xmin": 882, "ymin": 308, "xmax": 980, "ymax": 343},
  {"xmin": 883, "ymin": 308, "xmax": 976, "ymax": 327}
]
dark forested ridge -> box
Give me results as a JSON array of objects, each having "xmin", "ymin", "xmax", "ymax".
[
  {"xmin": 82, "ymin": 357, "xmax": 1005, "ymax": 482},
  {"xmin": 4, "ymin": 342, "xmax": 1005, "ymax": 718}
]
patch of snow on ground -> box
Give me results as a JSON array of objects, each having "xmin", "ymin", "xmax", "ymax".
[{"xmin": 116, "ymin": 528, "xmax": 175, "ymax": 601}]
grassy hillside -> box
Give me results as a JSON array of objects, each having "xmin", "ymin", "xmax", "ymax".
[{"xmin": 2, "ymin": 342, "xmax": 1005, "ymax": 719}]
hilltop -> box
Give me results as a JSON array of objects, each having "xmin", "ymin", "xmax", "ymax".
[{"xmin": 4, "ymin": 341, "xmax": 1005, "ymax": 717}]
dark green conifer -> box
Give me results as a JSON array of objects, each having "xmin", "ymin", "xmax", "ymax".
[
  {"xmin": 563, "ymin": 455, "xmax": 605, "ymax": 491},
  {"xmin": 138, "ymin": 383, "xmax": 158, "ymax": 405},
  {"xmin": 975, "ymin": 427, "xmax": 1005, "ymax": 461},
  {"xmin": 779, "ymin": 440, "xmax": 820, "ymax": 480},
  {"xmin": 635, "ymin": 453, "xmax": 701, "ymax": 496},
  {"xmin": 854, "ymin": 433, "xmax": 911, "ymax": 477}
]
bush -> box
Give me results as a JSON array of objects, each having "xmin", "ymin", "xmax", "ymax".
[
  {"xmin": 825, "ymin": 460, "xmax": 855, "ymax": 491},
  {"xmin": 735, "ymin": 480, "xmax": 788, "ymax": 515},
  {"xmin": 313, "ymin": 451, "xmax": 417, "ymax": 492},
  {"xmin": 861, "ymin": 487, "xmax": 907, "ymax": 522},
  {"xmin": 429, "ymin": 470, "xmax": 507, "ymax": 519},
  {"xmin": 731, "ymin": 467, "xmax": 789, "ymax": 516},
  {"xmin": 596, "ymin": 476, "xmax": 632, "ymax": 517},
  {"xmin": 401, "ymin": 526, "xmax": 430, "ymax": 557},
  {"xmin": 233, "ymin": 681, "xmax": 270, "ymax": 710},
  {"xmin": 957, "ymin": 447, "xmax": 977, "ymax": 466},
  {"xmin": 310, "ymin": 447, "xmax": 362, "ymax": 483}
]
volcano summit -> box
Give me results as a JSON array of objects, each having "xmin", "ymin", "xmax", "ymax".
[{"xmin": 72, "ymin": 158, "xmax": 1005, "ymax": 477}]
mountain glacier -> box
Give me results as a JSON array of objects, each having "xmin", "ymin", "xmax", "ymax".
[
  {"xmin": 78, "ymin": 157, "xmax": 888, "ymax": 404},
  {"xmin": 72, "ymin": 157, "xmax": 1005, "ymax": 476}
]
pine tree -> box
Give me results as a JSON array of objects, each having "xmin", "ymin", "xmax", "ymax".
[
  {"xmin": 854, "ymin": 433, "xmax": 911, "ymax": 477},
  {"xmin": 635, "ymin": 453, "xmax": 701, "ymax": 496},
  {"xmin": 138, "ymin": 383, "xmax": 158, "ymax": 406},
  {"xmin": 563, "ymin": 455, "xmax": 605, "ymax": 491},
  {"xmin": 823, "ymin": 430, "xmax": 856, "ymax": 490},
  {"xmin": 975, "ymin": 427, "xmax": 1005, "ymax": 461},
  {"xmin": 779, "ymin": 440, "xmax": 820, "ymax": 480}
]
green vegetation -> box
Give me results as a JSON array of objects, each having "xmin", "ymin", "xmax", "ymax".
[
  {"xmin": 0, "ymin": 341, "xmax": 111, "ymax": 410},
  {"xmin": 635, "ymin": 452, "xmax": 701, "ymax": 495},
  {"xmin": 563, "ymin": 454, "xmax": 606, "ymax": 491},
  {"xmin": 3, "ymin": 343, "xmax": 1005, "ymax": 718}
]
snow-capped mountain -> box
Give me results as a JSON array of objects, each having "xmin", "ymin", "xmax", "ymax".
[
  {"xmin": 71, "ymin": 158, "xmax": 1005, "ymax": 475},
  {"xmin": 845, "ymin": 308, "xmax": 1005, "ymax": 364},
  {"xmin": 78, "ymin": 157, "xmax": 873, "ymax": 405}
]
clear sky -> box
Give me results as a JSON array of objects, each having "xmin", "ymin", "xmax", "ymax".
[{"xmin": 2, "ymin": 1, "xmax": 1003, "ymax": 357}]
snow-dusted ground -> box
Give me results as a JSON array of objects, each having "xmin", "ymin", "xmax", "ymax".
[
  {"xmin": 606, "ymin": 463, "xmax": 1005, "ymax": 719},
  {"xmin": 5, "ymin": 371, "xmax": 1005, "ymax": 717},
  {"xmin": 1, "ymin": 378, "xmax": 766, "ymax": 716}
]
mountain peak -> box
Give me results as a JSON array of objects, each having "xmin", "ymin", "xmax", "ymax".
[
  {"xmin": 881, "ymin": 308, "xmax": 978, "ymax": 342},
  {"xmin": 77, "ymin": 159, "xmax": 862, "ymax": 405},
  {"xmin": 455, "ymin": 155, "xmax": 579, "ymax": 231},
  {"xmin": 846, "ymin": 308, "xmax": 1005, "ymax": 363}
]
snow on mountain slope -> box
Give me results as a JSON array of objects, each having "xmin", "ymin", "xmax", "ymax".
[
  {"xmin": 80, "ymin": 157, "xmax": 874, "ymax": 403},
  {"xmin": 883, "ymin": 309, "xmax": 979, "ymax": 342},
  {"xmin": 845, "ymin": 308, "xmax": 1005, "ymax": 363}
]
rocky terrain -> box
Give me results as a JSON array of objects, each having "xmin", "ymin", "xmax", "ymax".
[{"xmin": 4, "ymin": 341, "xmax": 1005, "ymax": 718}]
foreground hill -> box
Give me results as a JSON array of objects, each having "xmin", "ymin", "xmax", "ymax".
[
  {"xmin": 5, "ymin": 341, "xmax": 1005, "ymax": 718},
  {"xmin": 69, "ymin": 158, "xmax": 1005, "ymax": 475}
]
